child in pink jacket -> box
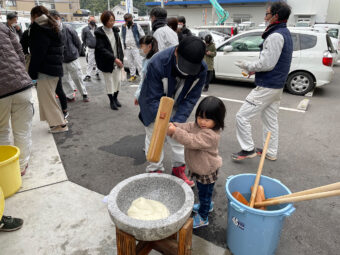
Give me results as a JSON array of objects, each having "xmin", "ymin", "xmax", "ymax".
[{"xmin": 167, "ymin": 96, "xmax": 226, "ymax": 229}]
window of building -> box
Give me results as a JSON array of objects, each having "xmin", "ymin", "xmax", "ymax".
[
  {"xmin": 51, "ymin": 3, "xmax": 55, "ymax": 9},
  {"xmin": 6, "ymin": 0, "xmax": 17, "ymax": 7},
  {"xmin": 69, "ymin": 3, "xmax": 72, "ymax": 9},
  {"xmin": 232, "ymin": 14, "xmax": 251, "ymax": 24}
]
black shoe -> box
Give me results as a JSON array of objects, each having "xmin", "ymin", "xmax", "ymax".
[
  {"xmin": 96, "ymin": 73, "xmax": 101, "ymax": 80},
  {"xmin": 113, "ymin": 91, "xmax": 121, "ymax": 107},
  {"xmin": 231, "ymin": 149, "xmax": 257, "ymax": 161},
  {"xmin": 107, "ymin": 94, "xmax": 118, "ymax": 110},
  {"xmin": 83, "ymin": 95, "xmax": 90, "ymax": 102},
  {"xmin": 203, "ymin": 87, "xmax": 208, "ymax": 92},
  {"xmin": 0, "ymin": 216, "xmax": 24, "ymax": 232},
  {"xmin": 83, "ymin": 76, "xmax": 91, "ymax": 82}
]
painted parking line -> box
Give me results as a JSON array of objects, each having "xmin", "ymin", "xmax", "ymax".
[
  {"xmin": 201, "ymin": 94, "xmax": 306, "ymax": 113},
  {"xmin": 126, "ymin": 85, "xmax": 306, "ymax": 113}
]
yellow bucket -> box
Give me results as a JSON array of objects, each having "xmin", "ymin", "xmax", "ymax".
[
  {"xmin": 0, "ymin": 145, "xmax": 22, "ymax": 198},
  {"xmin": 0, "ymin": 186, "xmax": 4, "ymax": 219}
]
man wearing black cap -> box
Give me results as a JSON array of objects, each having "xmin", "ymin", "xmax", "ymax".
[
  {"xmin": 6, "ymin": 12, "xmax": 23, "ymax": 41},
  {"xmin": 138, "ymin": 36, "xmax": 207, "ymax": 187}
]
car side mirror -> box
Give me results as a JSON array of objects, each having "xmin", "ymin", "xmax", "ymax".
[{"xmin": 223, "ymin": 45, "xmax": 233, "ymax": 53}]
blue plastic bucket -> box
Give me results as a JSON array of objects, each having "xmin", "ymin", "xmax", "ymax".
[{"xmin": 225, "ymin": 174, "xmax": 295, "ymax": 255}]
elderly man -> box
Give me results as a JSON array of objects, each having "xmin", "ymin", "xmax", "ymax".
[
  {"xmin": 82, "ymin": 16, "xmax": 100, "ymax": 82},
  {"xmin": 121, "ymin": 13, "xmax": 145, "ymax": 82},
  {"xmin": 232, "ymin": 2, "xmax": 293, "ymax": 161},
  {"xmin": 50, "ymin": 10, "xmax": 89, "ymax": 102}
]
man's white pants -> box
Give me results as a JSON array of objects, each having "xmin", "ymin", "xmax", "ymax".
[
  {"xmin": 125, "ymin": 48, "xmax": 142, "ymax": 77},
  {"xmin": 86, "ymin": 48, "xmax": 98, "ymax": 77},
  {"xmin": 144, "ymin": 122, "xmax": 185, "ymax": 172},
  {"xmin": 236, "ymin": 86, "xmax": 283, "ymax": 157},
  {"xmin": 102, "ymin": 69, "xmax": 121, "ymax": 94},
  {"xmin": 0, "ymin": 88, "xmax": 34, "ymax": 171},
  {"xmin": 62, "ymin": 59, "xmax": 87, "ymax": 99}
]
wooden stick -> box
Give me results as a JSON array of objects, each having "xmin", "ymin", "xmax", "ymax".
[
  {"xmin": 146, "ymin": 97, "xmax": 174, "ymax": 163},
  {"xmin": 255, "ymin": 189, "xmax": 340, "ymax": 207},
  {"xmin": 265, "ymin": 182, "xmax": 340, "ymax": 201},
  {"xmin": 249, "ymin": 132, "xmax": 271, "ymax": 208}
]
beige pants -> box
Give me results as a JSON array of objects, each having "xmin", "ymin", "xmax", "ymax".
[
  {"xmin": 36, "ymin": 76, "xmax": 66, "ymax": 127},
  {"xmin": 0, "ymin": 88, "xmax": 34, "ymax": 170},
  {"xmin": 103, "ymin": 69, "xmax": 121, "ymax": 94},
  {"xmin": 236, "ymin": 86, "xmax": 283, "ymax": 157}
]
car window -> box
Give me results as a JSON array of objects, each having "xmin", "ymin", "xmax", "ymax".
[
  {"xmin": 217, "ymin": 33, "xmax": 263, "ymax": 52},
  {"xmin": 291, "ymin": 33, "xmax": 299, "ymax": 51},
  {"xmin": 229, "ymin": 35, "xmax": 263, "ymax": 52},
  {"xmin": 326, "ymin": 35, "xmax": 336, "ymax": 53},
  {"xmin": 300, "ymin": 34, "xmax": 317, "ymax": 50},
  {"xmin": 327, "ymin": 28, "xmax": 339, "ymax": 39}
]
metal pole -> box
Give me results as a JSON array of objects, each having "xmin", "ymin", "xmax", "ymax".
[
  {"xmin": 161, "ymin": 0, "xmax": 164, "ymax": 8},
  {"xmin": 108, "ymin": 0, "xmax": 110, "ymax": 10}
]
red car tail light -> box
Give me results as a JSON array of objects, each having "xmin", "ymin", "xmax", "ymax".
[{"xmin": 323, "ymin": 56, "xmax": 333, "ymax": 66}]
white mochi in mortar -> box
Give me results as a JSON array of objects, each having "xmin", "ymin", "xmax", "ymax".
[{"xmin": 127, "ymin": 197, "xmax": 170, "ymax": 221}]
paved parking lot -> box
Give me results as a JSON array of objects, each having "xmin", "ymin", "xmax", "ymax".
[{"xmin": 54, "ymin": 58, "xmax": 340, "ymax": 254}]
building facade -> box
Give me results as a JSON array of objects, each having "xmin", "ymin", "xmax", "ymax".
[
  {"xmin": 0, "ymin": 0, "xmax": 82, "ymax": 21},
  {"xmin": 145, "ymin": 0, "xmax": 340, "ymax": 28}
]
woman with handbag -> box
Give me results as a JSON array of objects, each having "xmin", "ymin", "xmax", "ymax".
[
  {"xmin": 28, "ymin": 6, "xmax": 67, "ymax": 133},
  {"xmin": 94, "ymin": 11, "xmax": 124, "ymax": 110}
]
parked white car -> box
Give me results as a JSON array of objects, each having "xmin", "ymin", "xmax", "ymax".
[
  {"xmin": 214, "ymin": 28, "xmax": 336, "ymax": 95},
  {"xmin": 190, "ymin": 28, "xmax": 228, "ymax": 45},
  {"xmin": 314, "ymin": 24, "xmax": 340, "ymax": 65}
]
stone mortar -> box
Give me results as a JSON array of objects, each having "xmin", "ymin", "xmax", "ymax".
[{"xmin": 108, "ymin": 173, "xmax": 194, "ymax": 241}]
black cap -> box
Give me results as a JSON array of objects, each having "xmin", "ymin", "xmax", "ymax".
[
  {"xmin": 177, "ymin": 36, "xmax": 206, "ymax": 76},
  {"xmin": 7, "ymin": 12, "xmax": 18, "ymax": 20}
]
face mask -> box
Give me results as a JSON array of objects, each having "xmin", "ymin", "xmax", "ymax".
[
  {"xmin": 178, "ymin": 24, "xmax": 183, "ymax": 29},
  {"xmin": 56, "ymin": 20, "xmax": 61, "ymax": 26},
  {"xmin": 12, "ymin": 23, "xmax": 18, "ymax": 27},
  {"xmin": 139, "ymin": 49, "xmax": 146, "ymax": 57},
  {"xmin": 89, "ymin": 21, "xmax": 96, "ymax": 26},
  {"xmin": 127, "ymin": 20, "xmax": 133, "ymax": 27}
]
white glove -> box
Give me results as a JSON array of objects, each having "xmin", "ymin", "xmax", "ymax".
[{"xmin": 234, "ymin": 60, "xmax": 246, "ymax": 69}]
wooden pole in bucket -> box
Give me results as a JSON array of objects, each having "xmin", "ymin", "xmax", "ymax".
[
  {"xmin": 264, "ymin": 182, "xmax": 340, "ymax": 201},
  {"xmin": 249, "ymin": 132, "xmax": 271, "ymax": 208},
  {"xmin": 255, "ymin": 189, "xmax": 340, "ymax": 208}
]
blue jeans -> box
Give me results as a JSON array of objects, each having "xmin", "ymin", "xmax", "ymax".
[{"xmin": 197, "ymin": 181, "xmax": 215, "ymax": 220}]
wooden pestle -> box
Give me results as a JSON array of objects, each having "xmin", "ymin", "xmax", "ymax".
[{"xmin": 146, "ymin": 97, "xmax": 174, "ymax": 163}]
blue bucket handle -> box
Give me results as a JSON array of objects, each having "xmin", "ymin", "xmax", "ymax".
[
  {"xmin": 230, "ymin": 201, "xmax": 245, "ymax": 213},
  {"xmin": 284, "ymin": 207, "xmax": 296, "ymax": 217}
]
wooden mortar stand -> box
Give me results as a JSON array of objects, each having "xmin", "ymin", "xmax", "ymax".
[{"xmin": 116, "ymin": 217, "xmax": 193, "ymax": 255}]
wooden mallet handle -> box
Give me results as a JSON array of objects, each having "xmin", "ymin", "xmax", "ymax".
[
  {"xmin": 255, "ymin": 189, "xmax": 340, "ymax": 207},
  {"xmin": 265, "ymin": 182, "xmax": 340, "ymax": 201},
  {"xmin": 249, "ymin": 132, "xmax": 271, "ymax": 208},
  {"xmin": 146, "ymin": 97, "xmax": 174, "ymax": 163}
]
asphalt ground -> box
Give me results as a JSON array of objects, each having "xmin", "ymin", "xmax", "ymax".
[{"xmin": 54, "ymin": 58, "xmax": 340, "ymax": 254}]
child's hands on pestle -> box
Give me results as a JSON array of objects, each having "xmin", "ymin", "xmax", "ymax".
[{"xmin": 167, "ymin": 122, "xmax": 176, "ymax": 136}]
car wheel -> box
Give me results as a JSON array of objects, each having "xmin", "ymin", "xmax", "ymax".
[{"xmin": 286, "ymin": 72, "xmax": 315, "ymax": 96}]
